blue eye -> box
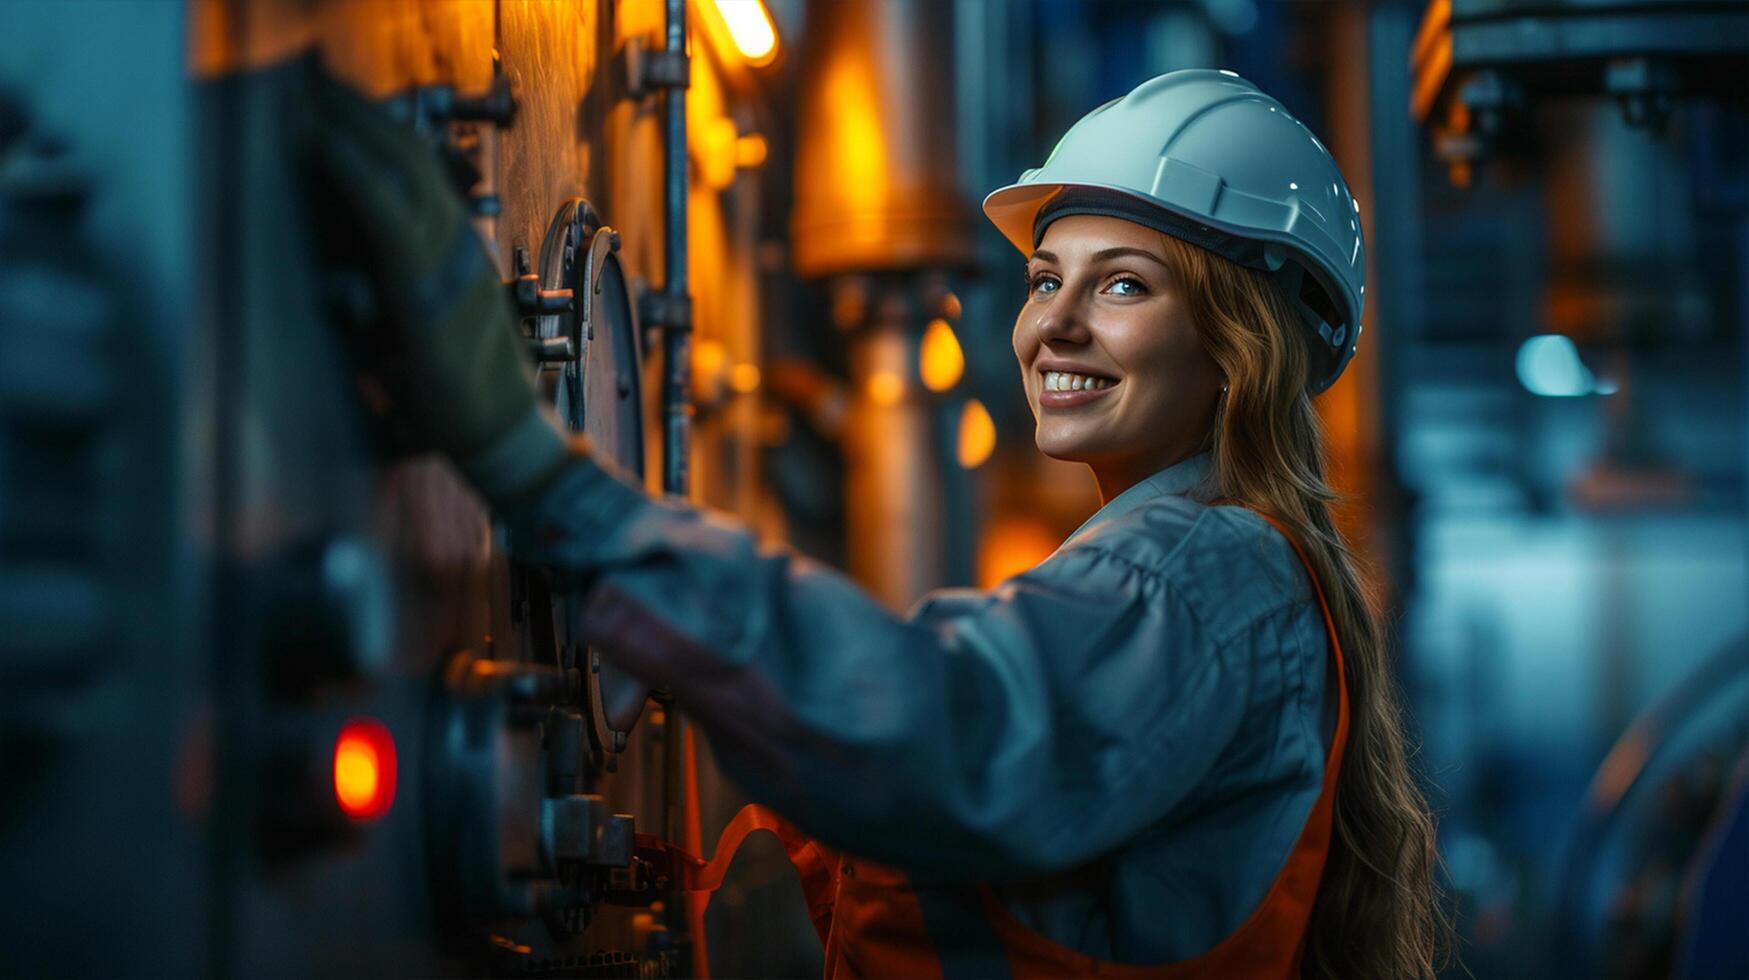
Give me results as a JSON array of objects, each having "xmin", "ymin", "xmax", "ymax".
[
  {"xmin": 1026, "ymin": 273, "xmax": 1060, "ymax": 296},
  {"xmin": 1107, "ymin": 276, "xmax": 1146, "ymax": 296}
]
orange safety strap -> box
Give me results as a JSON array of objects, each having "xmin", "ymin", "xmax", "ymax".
[
  {"xmin": 978, "ymin": 506, "xmax": 1352, "ymax": 978},
  {"xmin": 682, "ymin": 725, "xmax": 710, "ymax": 978},
  {"xmin": 652, "ymin": 800, "xmax": 841, "ymax": 956}
]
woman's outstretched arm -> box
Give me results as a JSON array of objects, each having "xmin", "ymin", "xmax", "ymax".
[{"xmin": 509, "ymin": 448, "xmax": 1253, "ymax": 882}]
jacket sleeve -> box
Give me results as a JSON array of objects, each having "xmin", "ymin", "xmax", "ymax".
[{"xmin": 509, "ymin": 451, "xmax": 1254, "ymax": 881}]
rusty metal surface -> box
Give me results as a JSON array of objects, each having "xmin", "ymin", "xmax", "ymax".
[{"xmin": 498, "ymin": 0, "xmax": 603, "ymax": 265}]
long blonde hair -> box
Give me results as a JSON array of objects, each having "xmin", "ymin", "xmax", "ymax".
[{"xmin": 1158, "ymin": 232, "xmax": 1449, "ymax": 979}]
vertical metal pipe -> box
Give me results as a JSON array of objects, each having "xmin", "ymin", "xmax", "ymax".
[
  {"xmin": 657, "ymin": 0, "xmax": 691, "ymax": 956},
  {"xmin": 1364, "ymin": 4, "xmax": 1425, "ymax": 595},
  {"xmin": 1320, "ymin": 2, "xmax": 1381, "ymax": 570},
  {"xmin": 843, "ymin": 290, "xmax": 945, "ymax": 606},
  {"xmin": 662, "ymin": 0, "xmax": 690, "ymax": 500},
  {"xmin": 792, "ymin": 0, "xmax": 974, "ymax": 608}
]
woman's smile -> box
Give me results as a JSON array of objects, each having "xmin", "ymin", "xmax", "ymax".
[
  {"xmin": 1037, "ymin": 361, "xmax": 1120, "ymax": 408},
  {"xmin": 1038, "ymin": 375, "xmax": 1117, "ymax": 408}
]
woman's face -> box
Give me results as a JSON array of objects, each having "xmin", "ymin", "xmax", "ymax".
[{"xmin": 1013, "ymin": 214, "xmax": 1223, "ymax": 495}]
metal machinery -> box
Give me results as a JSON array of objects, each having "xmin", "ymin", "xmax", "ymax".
[
  {"xmin": 0, "ymin": 0, "xmax": 785, "ymax": 975},
  {"xmin": 1406, "ymin": 2, "xmax": 1749, "ymax": 977},
  {"xmin": 1412, "ymin": 0, "xmax": 1749, "ymax": 185}
]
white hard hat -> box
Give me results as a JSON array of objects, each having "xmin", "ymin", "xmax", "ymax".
[{"xmin": 983, "ymin": 69, "xmax": 1365, "ymax": 394}]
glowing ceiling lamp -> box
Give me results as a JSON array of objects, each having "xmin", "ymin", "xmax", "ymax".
[
  {"xmin": 919, "ymin": 318, "xmax": 965, "ymax": 392},
  {"xmin": 958, "ymin": 400, "xmax": 996, "ymax": 469},
  {"xmin": 707, "ymin": 0, "xmax": 779, "ymax": 67},
  {"xmin": 333, "ymin": 717, "xmax": 397, "ymax": 822}
]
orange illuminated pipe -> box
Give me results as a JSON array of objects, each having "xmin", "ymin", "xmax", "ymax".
[
  {"xmin": 683, "ymin": 725, "xmax": 712, "ymax": 978},
  {"xmin": 333, "ymin": 717, "xmax": 397, "ymax": 822},
  {"xmin": 866, "ymin": 369, "xmax": 904, "ymax": 408}
]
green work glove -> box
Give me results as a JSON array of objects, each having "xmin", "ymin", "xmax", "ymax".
[{"xmin": 303, "ymin": 70, "xmax": 569, "ymax": 509}]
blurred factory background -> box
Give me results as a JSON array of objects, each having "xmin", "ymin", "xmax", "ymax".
[{"xmin": 0, "ymin": 0, "xmax": 1745, "ymax": 978}]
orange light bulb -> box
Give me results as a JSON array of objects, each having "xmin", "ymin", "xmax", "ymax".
[{"xmin": 711, "ymin": 1, "xmax": 779, "ymax": 66}]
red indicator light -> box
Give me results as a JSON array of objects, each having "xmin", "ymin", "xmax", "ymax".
[{"xmin": 333, "ymin": 717, "xmax": 396, "ymax": 822}]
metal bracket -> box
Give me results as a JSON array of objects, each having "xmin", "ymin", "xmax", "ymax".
[
  {"xmin": 638, "ymin": 289, "xmax": 692, "ymax": 335},
  {"xmin": 1605, "ymin": 58, "xmax": 1681, "ymax": 132},
  {"xmin": 417, "ymin": 75, "xmax": 519, "ymax": 129},
  {"xmin": 381, "ymin": 77, "xmax": 517, "ymax": 213},
  {"xmin": 1458, "ymin": 70, "xmax": 1523, "ymax": 137},
  {"xmin": 623, "ymin": 37, "xmax": 691, "ymax": 99}
]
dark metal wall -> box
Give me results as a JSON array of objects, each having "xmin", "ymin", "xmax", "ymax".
[{"xmin": 0, "ymin": 0, "xmax": 779, "ymax": 975}]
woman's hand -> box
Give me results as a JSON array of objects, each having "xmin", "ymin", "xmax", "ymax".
[{"xmin": 302, "ymin": 68, "xmax": 568, "ymax": 508}]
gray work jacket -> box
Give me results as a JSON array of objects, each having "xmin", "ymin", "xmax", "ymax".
[{"xmin": 513, "ymin": 450, "xmax": 1333, "ymax": 967}]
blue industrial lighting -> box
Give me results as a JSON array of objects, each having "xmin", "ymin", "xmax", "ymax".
[{"xmin": 1516, "ymin": 334, "xmax": 1612, "ymax": 397}]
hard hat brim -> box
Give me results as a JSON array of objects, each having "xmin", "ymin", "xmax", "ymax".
[
  {"xmin": 981, "ymin": 182, "xmax": 1063, "ymax": 256},
  {"xmin": 985, "ymin": 179, "xmax": 1317, "ymax": 276}
]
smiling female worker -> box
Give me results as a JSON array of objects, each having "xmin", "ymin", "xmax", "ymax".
[{"xmin": 309, "ymin": 68, "xmax": 1444, "ymax": 979}]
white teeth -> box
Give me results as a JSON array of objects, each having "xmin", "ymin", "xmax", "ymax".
[{"xmin": 1043, "ymin": 371, "xmax": 1112, "ymax": 392}]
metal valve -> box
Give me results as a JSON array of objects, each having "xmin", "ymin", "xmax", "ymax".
[
  {"xmin": 400, "ymin": 75, "xmax": 519, "ymax": 132},
  {"xmin": 529, "ymin": 336, "xmax": 577, "ymax": 364},
  {"xmin": 510, "ymin": 273, "xmax": 579, "ymax": 365},
  {"xmin": 429, "ymin": 75, "xmax": 519, "ymax": 129},
  {"xmin": 381, "ymin": 77, "xmax": 517, "ymax": 214},
  {"xmin": 511, "ymin": 273, "xmax": 575, "ymax": 316}
]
